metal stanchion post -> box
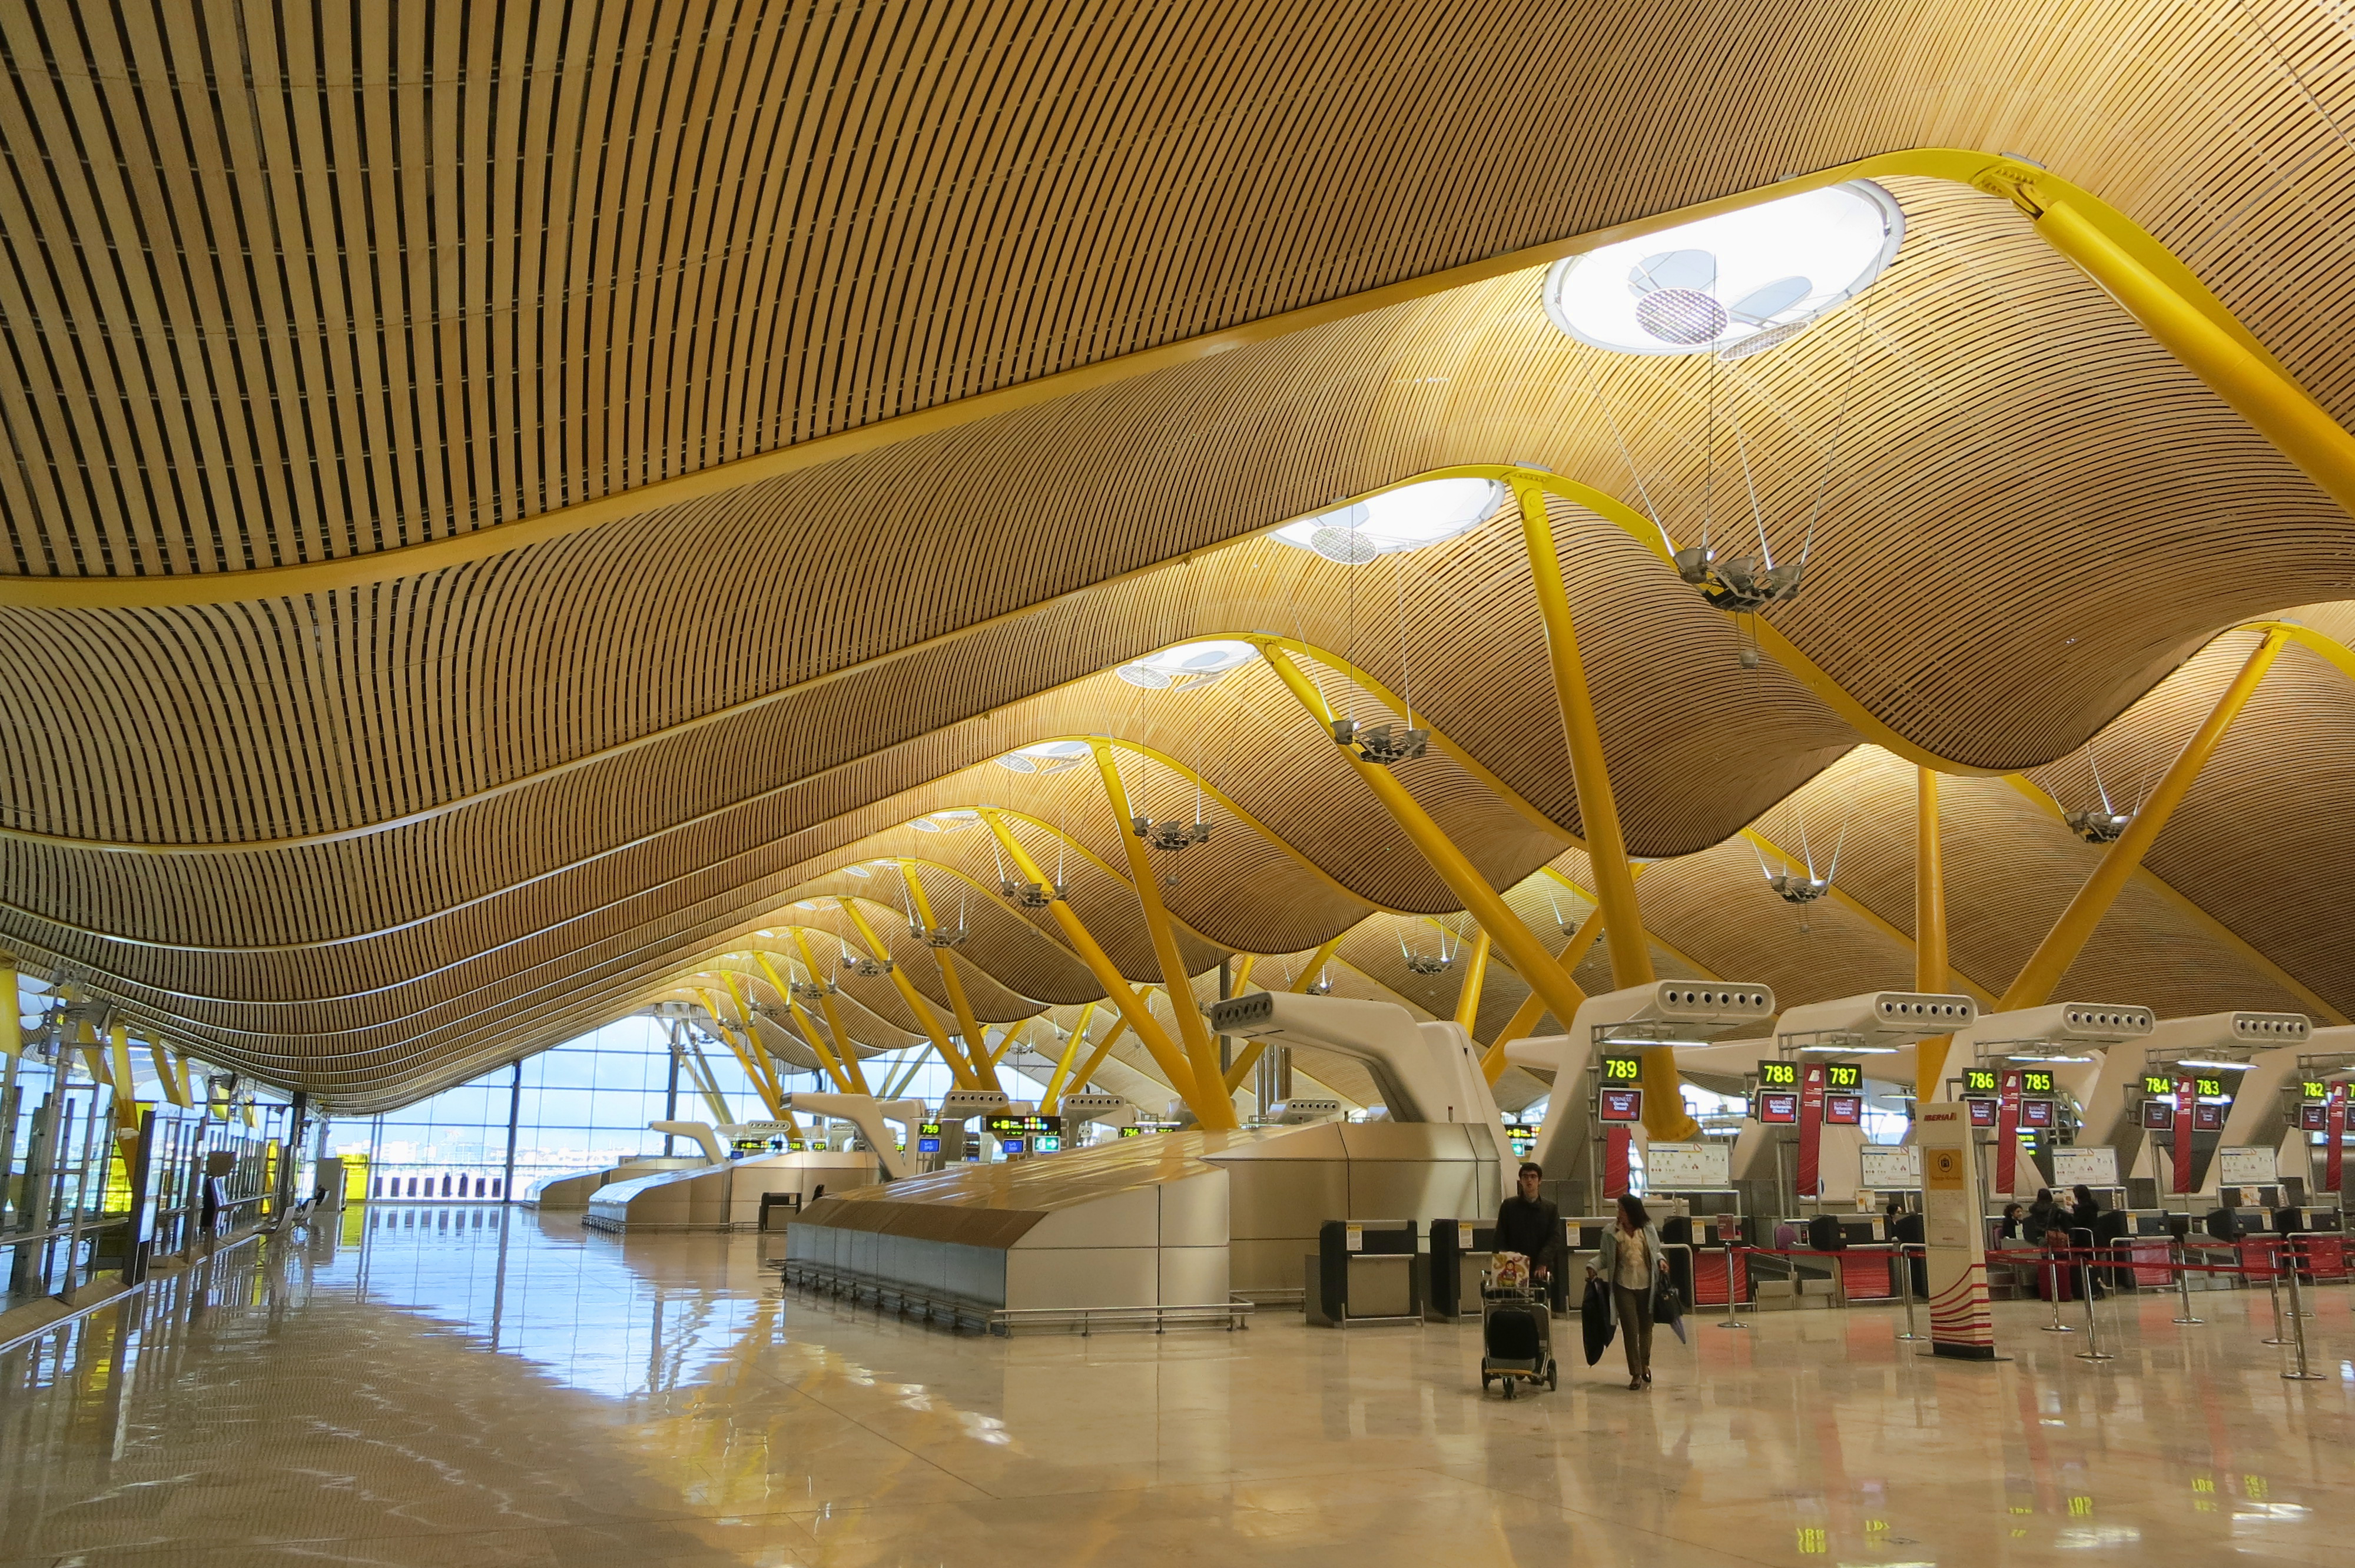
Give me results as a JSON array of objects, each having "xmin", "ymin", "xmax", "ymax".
[
  {"xmin": 2074, "ymin": 1243, "xmax": 2115, "ymax": 1362},
  {"xmin": 2282, "ymin": 1237, "xmax": 2326, "ymax": 1381},
  {"xmin": 2171, "ymin": 1239, "xmax": 2203, "ymax": 1324},
  {"xmin": 2261, "ymin": 1243, "xmax": 2290, "ymax": 1346},
  {"xmin": 1895, "ymin": 1243, "xmax": 1923, "ymax": 1342},
  {"xmin": 1716, "ymin": 1240, "xmax": 1749, "ymax": 1330},
  {"xmin": 2041, "ymin": 1249, "xmax": 2076, "ymax": 1333}
]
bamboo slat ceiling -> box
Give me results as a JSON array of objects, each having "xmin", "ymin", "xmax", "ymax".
[{"xmin": 7, "ymin": 1, "xmax": 2355, "ymax": 1106}]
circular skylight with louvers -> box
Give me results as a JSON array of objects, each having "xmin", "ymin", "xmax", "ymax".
[
  {"xmin": 1270, "ymin": 477, "xmax": 1505, "ymax": 564},
  {"xmin": 1543, "ymin": 182, "xmax": 1902, "ymax": 360},
  {"xmin": 909, "ymin": 809, "xmax": 979, "ymax": 833},
  {"xmin": 995, "ymin": 740, "xmax": 1093, "ymax": 774},
  {"xmin": 1114, "ymin": 640, "xmax": 1257, "ymax": 691}
]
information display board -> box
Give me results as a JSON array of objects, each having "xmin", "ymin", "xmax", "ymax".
[
  {"xmin": 2142, "ymin": 1072, "xmax": 2175, "ymax": 1098},
  {"xmin": 1598, "ymin": 1052, "xmax": 1645, "ymax": 1086},
  {"xmin": 1824, "ymin": 1093, "xmax": 1862, "ymax": 1125},
  {"xmin": 1823, "ymin": 1062, "xmax": 1864, "ymax": 1092},
  {"xmin": 985, "ymin": 1114, "xmax": 1063, "ymax": 1138},
  {"xmin": 2217, "ymin": 1146, "xmax": 2276, "ymax": 1187},
  {"xmin": 1598, "ymin": 1088, "xmax": 1643, "ymax": 1122},
  {"xmin": 1645, "ymin": 1142, "xmax": 1732, "ymax": 1190},
  {"xmin": 1963, "ymin": 1067, "xmax": 1999, "ymax": 1096},
  {"xmin": 2019, "ymin": 1068, "xmax": 2057, "ymax": 1096},
  {"xmin": 1757, "ymin": 1060, "xmax": 1799, "ymax": 1089},
  {"xmin": 1502, "ymin": 1124, "xmax": 1538, "ymax": 1158},
  {"xmin": 1967, "ymin": 1098, "xmax": 1998, "ymax": 1127},
  {"xmin": 1756, "ymin": 1090, "xmax": 1800, "ymax": 1124},
  {"xmin": 2300, "ymin": 1104, "xmax": 2329, "ymax": 1132},
  {"xmin": 2140, "ymin": 1099, "xmax": 2174, "ymax": 1130},
  {"xmin": 2301, "ymin": 1078, "xmax": 2331, "ymax": 1103},
  {"xmin": 2020, "ymin": 1099, "xmax": 2055, "ymax": 1129},
  {"xmin": 1860, "ymin": 1147, "xmax": 1922, "ymax": 1188},
  {"xmin": 2051, "ymin": 1146, "xmax": 2118, "ymax": 1188},
  {"xmin": 2193, "ymin": 1103, "xmax": 2224, "ymax": 1131},
  {"xmin": 916, "ymin": 1120, "xmax": 944, "ymax": 1154}
]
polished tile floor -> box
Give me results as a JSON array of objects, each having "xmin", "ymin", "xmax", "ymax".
[{"xmin": 2, "ymin": 1207, "xmax": 2349, "ymax": 1566}]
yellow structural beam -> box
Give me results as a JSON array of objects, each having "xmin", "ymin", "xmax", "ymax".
[
  {"xmin": 789, "ymin": 929, "xmax": 873, "ymax": 1094},
  {"xmin": 695, "ymin": 986, "xmax": 788, "ymax": 1122},
  {"xmin": 834, "ymin": 896, "xmax": 983, "ymax": 1089},
  {"xmin": 147, "ymin": 1034, "xmax": 190, "ymax": 1107},
  {"xmin": 980, "ymin": 809, "xmax": 1214, "ymax": 1118},
  {"xmin": 1041, "ymin": 1002, "xmax": 1096, "ymax": 1109},
  {"xmin": 1066, "ymin": 1009, "xmax": 1133, "ymax": 1102},
  {"xmin": 1985, "ymin": 177, "xmax": 2355, "ymax": 523},
  {"xmin": 1998, "ymin": 627, "xmax": 2289, "ymax": 1012},
  {"xmin": 1451, "ymin": 928, "xmax": 1493, "ymax": 1031},
  {"xmin": 900, "ymin": 864, "xmax": 997, "ymax": 1085},
  {"xmin": 1913, "ymin": 769, "xmax": 1954, "ymax": 1105},
  {"xmin": 1090, "ymin": 741, "xmax": 1234, "ymax": 1128},
  {"xmin": 1511, "ymin": 474, "xmax": 1654, "ymax": 991},
  {"xmin": 752, "ymin": 952, "xmax": 857, "ymax": 1095},
  {"xmin": 1256, "ymin": 643, "xmax": 1707, "ymax": 1138},
  {"xmin": 1482, "ymin": 907, "xmax": 1604, "ymax": 1084}
]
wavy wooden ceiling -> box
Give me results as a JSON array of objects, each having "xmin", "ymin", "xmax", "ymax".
[{"xmin": 5, "ymin": 2, "xmax": 2355, "ymax": 1107}]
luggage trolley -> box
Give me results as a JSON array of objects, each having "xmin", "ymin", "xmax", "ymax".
[{"xmin": 1478, "ymin": 1269, "xmax": 1558, "ymax": 1398}]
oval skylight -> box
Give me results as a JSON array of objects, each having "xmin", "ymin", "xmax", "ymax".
[
  {"xmin": 909, "ymin": 809, "xmax": 979, "ymax": 833},
  {"xmin": 1542, "ymin": 181, "xmax": 1902, "ymax": 359},
  {"xmin": 996, "ymin": 739, "xmax": 1094, "ymax": 774},
  {"xmin": 1270, "ymin": 477, "xmax": 1505, "ymax": 564},
  {"xmin": 1114, "ymin": 639, "xmax": 1258, "ymax": 691}
]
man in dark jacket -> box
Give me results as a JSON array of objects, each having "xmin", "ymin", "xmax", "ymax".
[{"xmin": 1496, "ymin": 1162, "xmax": 1562, "ymax": 1283}]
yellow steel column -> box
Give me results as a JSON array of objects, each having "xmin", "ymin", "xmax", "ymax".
[
  {"xmin": 1511, "ymin": 477, "xmax": 1654, "ymax": 988},
  {"xmin": 901, "ymin": 864, "xmax": 997, "ymax": 1086},
  {"xmin": 1226, "ymin": 935, "xmax": 1341, "ymax": 1093},
  {"xmin": 1260, "ymin": 644, "xmax": 1698, "ymax": 1140},
  {"xmin": 836, "ymin": 897, "xmax": 983, "ymax": 1088},
  {"xmin": 1912, "ymin": 769, "xmax": 1954, "ymax": 1104},
  {"xmin": 1041, "ymin": 1002, "xmax": 1096, "ymax": 1109},
  {"xmin": 2005, "ymin": 185, "xmax": 2355, "ymax": 521},
  {"xmin": 1999, "ymin": 628, "xmax": 2288, "ymax": 1012},
  {"xmin": 0, "ymin": 955, "xmax": 19, "ymax": 1058},
  {"xmin": 1510, "ymin": 480, "xmax": 1691, "ymax": 1138},
  {"xmin": 147, "ymin": 1035, "xmax": 190, "ymax": 1107},
  {"xmin": 790, "ymin": 929, "xmax": 873, "ymax": 1094},
  {"xmin": 696, "ymin": 987, "xmax": 788, "ymax": 1122},
  {"xmin": 1451, "ymin": 928, "xmax": 1493, "ymax": 1031},
  {"xmin": 1482, "ymin": 906, "xmax": 1604, "ymax": 1083},
  {"xmin": 1089, "ymin": 742, "xmax": 1233, "ymax": 1127},
  {"xmin": 979, "ymin": 810, "xmax": 1213, "ymax": 1118},
  {"xmin": 754, "ymin": 952, "xmax": 856, "ymax": 1095}
]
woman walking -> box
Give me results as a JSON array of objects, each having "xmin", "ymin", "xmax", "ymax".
[{"xmin": 1599, "ymin": 1193, "xmax": 1670, "ymax": 1390}]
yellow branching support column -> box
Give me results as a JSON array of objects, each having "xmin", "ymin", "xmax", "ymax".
[
  {"xmin": 1509, "ymin": 480, "xmax": 1693, "ymax": 1140},
  {"xmin": 1041, "ymin": 1002, "xmax": 1096, "ymax": 1110},
  {"xmin": 979, "ymin": 809, "xmax": 1215, "ymax": 1121},
  {"xmin": 1483, "ymin": 908, "xmax": 1604, "ymax": 1084},
  {"xmin": 836, "ymin": 897, "xmax": 982, "ymax": 1088},
  {"xmin": 791, "ymin": 929, "xmax": 873, "ymax": 1094},
  {"xmin": 754, "ymin": 952, "xmax": 857, "ymax": 1095},
  {"xmin": 901, "ymin": 864, "xmax": 997, "ymax": 1085},
  {"xmin": 0, "ymin": 955, "xmax": 19, "ymax": 1058},
  {"xmin": 1259, "ymin": 642, "xmax": 1705, "ymax": 1135},
  {"xmin": 1998, "ymin": 628, "xmax": 2288, "ymax": 1012},
  {"xmin": 148, "ymin": 1035, "xmax": 191, "ymax": 1108},
  {"xmin": 1994, "ymin": 175, "xmax": 2355, "ymax": 521},
  {"xmin": 1912, "ymin": 769, "xmax": 1954, "ymax": 1105},
  {"xmin": 1089, "ymin": 742, "xmax": 1233, "ymax": 1128},
  {"xmin": 1066, "ymin": 1009, "xmax": 1135, "ymax": 1101},
  {"xmin": 1451, "ymin": 928, "xmax": 1493, "ymax": 1031},
  {"xmin": 696, "ymin": 986, "xmax": 788, "ymax": 1123}
]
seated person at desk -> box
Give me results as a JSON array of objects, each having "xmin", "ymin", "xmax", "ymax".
[
  {"xmin": 2024, "ymin": 1189, "xmax": 2067, "ymax": 1244},
  {"xmin": 1495, "ymin": 1161, "xmax": 1562, "ymax": 1283},
  {"xmin": 1998, "ymin": 1202, "xmax": 2027, "ymax": 1241}
]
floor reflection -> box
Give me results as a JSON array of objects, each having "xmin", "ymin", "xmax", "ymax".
[{"xmin": 0, "ymin": 1206, "xmax": 2347, "ymax": 1567}]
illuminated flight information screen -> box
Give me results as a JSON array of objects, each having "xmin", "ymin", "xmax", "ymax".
[
  {"xmin": 1758, "ymin": 1061, "xmax": 1798, "ymax": 1089},
  {"xmin": 1824, "ymin": 1063, "xmax": 1863, "ymax": 1091},
  {"xmin": 1599, "ymin": 1053, "xmax": 1644, "ymax": 1084},
  {"xmin": 1963, "ymin": 1068, "xmax": 1999, "ymax": 1095},
  {"xmin": 2021, "ymin": 1069, "xmax": 2055, "ymax": 1095}
]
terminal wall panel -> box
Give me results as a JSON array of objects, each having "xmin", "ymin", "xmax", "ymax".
[
  {"xmin": 1225, "ymin": 1160, "xmax": 1346, "ymax": 1243},
  {"xmin": 1346, "ymin": 1159, "xmax": 1482, "ymax": 1224},
  {"xmin": 1006, "ymin": 1247, "xmax": 1154, "ymax": 1310},
  {"xmin": 1158, "ymin": 1245, "xmax": 1230, "ymax": 1306},
  {"xmin": 946, "ymin": 1242, "xmax": 1008, "ymax": 1308},
  {"xmin": 1159, "ymin": 1172, "xmax": 1229, "ymax": 1248},
  {"xmin": 1228, "ymin": 1237, "xmax": 1316, "ymax": 1295}
]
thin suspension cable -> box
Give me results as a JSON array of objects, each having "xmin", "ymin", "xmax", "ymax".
[
  {"xmin": 1726, "ymin": 401, "xmax": 1772, "ymax": 564},
  {"xmin": 1577, "ymin": 358, "xmax": 1670, "ymax": 546}
]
